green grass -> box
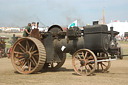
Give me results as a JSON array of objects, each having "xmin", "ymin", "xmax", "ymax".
[
  {"xmin": 6, "ymin": 44, "xmax": 11, "ymax": 48},
  {"xmin": 119, "ymin": 41, "xmax": 128, "ymax": 55},
  {"xmin": 119, "ymin": 41, "xmax": 128, "ymax": 44}
]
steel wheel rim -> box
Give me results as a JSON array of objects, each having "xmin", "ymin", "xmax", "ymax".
[
  {"xmin": 11, "ymin": 37, "xmax": 46, "ymax": 74},
  {"xmin": 72, "ymin": 49, "xmax": 97, "ymax": 76}
]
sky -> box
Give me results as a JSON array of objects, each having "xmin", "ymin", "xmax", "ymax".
[{"xmin": 0, "ymin": 0, "xmax": 128, "ymax": 27}]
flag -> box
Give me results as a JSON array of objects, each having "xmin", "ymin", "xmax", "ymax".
[{"xmin": 68, "ymin": 20, "xmax": 77, "ymax": 29}]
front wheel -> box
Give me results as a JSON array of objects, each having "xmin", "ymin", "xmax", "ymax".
[{"xmin": 72, "ymin": 49, "xmax": 97, "ymax": 76}]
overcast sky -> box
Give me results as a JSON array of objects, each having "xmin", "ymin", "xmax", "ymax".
[{"xmin": 0, "ymin": 0, "xmax": 128, "ymax": 27}]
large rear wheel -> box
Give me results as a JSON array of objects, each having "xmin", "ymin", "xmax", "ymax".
[{"xmin": 11, "ymin": 37, "xmax": 46, "ymax": 74}]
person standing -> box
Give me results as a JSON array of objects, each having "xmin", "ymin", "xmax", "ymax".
[
  {"xmin": 23, "ymin": 23, "xmax": 31, "ymax": 37},
  {"xmin": 31, "ymin": 22, "xmax": 36, "ymax": 29}
]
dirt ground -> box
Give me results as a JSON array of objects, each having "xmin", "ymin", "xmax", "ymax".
[
  {"xmin": 0, "ymin": 56, "xmax": 128, "ymax": 85},
  {"xmin": 0, "ymin": 33, "xmax": 128, "ymax": 85}
]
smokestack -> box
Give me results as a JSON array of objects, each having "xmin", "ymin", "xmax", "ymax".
[{"xmin": 93, "ymin": 21, "xmax": 99, "ymax": 25}]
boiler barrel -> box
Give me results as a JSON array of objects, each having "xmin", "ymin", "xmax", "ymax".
[
  {"xmin": 54, "ymin": 37, "xmax": 84, "ymax": 53},
  {"xmin": 54, "ymin": 25, "xmax": 109, "ymax": 54}
]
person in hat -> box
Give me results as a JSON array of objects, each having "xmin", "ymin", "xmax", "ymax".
[{"xmin": 23, "ymin": 23, "xmax": 31, "ymax": 37}]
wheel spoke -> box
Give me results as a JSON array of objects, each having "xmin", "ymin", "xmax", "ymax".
[
  {"xmin": 87, "ymin": 60, "xmax": 95, "ymax": 64},
  {"xmin": 100, "ymin": 63, "xmax": 104, "ymax": 70},
  {"xmin": 18, "ymin": 43, "xmax": 26, "ymax": 51},
  {"xmin": 15, "ymin": 55, "xmax": 24, "ymax": 59},
  {"xmin": 32, "ymin": 56, "xmax": 37, "ymax": 65},
  {"xmin": 18, "ymin": 58, "xmax": 25, "ymax": 62},
  {"xmin": 14, "ymin": 51, "xmax": 23, "ymax": 55},
  {"xmin": 19, "ymin": 47, "xmax": 25, "ymax": 53},
  {"xmin": 26, "ymin": 43, "xmax": 28, "ymax": 51},
  {"xmin": 88, "ymin": 64, "xmax": 93, "ymax": 70},
  {"xmin": 18, "ymin": 56, "xmax": 24, "ymax": 59},
  {"xmin": 20, "ymin": 60, "xmax": 25, "ymax": 68},
  {"xmin": 15, "ymin": 58, "xmax": 25, "ymax": 65},
  {"xmin": 85, "ymin": 66, "xmax": 88, "ymax": 73},
  {"xmin": 27, "ymin": 60, "xmax": 31, "ymax": 71},
  {"xmin": 31, "ymin": 50, "xmax": 38, "ymax": 55},
  {"xmin": 87, "ymin": 65, "xmax": 91, "ymax": 72},
  {"xmin": 85, "ymin": 66, "xmax": 90, "ymax": 73},
  {"xmin": 26, "ymin": 40, "xmax": 30, "ymax": 50},
  {"xmin": 22, "ymin": 62, "xmax": 27, "ymax": 71},
  {"xmin": 33, "ymin": 53, "xmax": 39, "ymax": 56},
  {"xmin": 84, "ymin": 52, "xmax": 88, "ymax": 58},
  {"xmin": 30, "ymin": 58, "xmax": 36, "ymax": 66},
  {"xmin": 29, "ymin": 46, "xmax": 33, "ymax": 52},
  {"xmin": 31, "ymin": 44, "xmax": 35, "ymax": 52},
  {"xmin": 76, "ymin": 54, "xmax": 82, "ymax": 60},
  {"xmin": 87, "ymin": 55, "xmax": 94, "ymax": 60},
  {"xmin": 102, "ymin": 62, "xmax": 107, "ymax": 67},
  {"xmin": 82, "ymin": 52, "xmax": 85, "ymax": 58}
]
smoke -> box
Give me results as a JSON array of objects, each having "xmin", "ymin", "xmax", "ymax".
[
  {"xmin": 0, "ymin": 0, "xmax": 85, "ymax": 27},
  {"xmin": 77, "ymin": 19, "xmax": 84, "ymax": 26},
  {"xmin": 35, "ymin": 16, "xmax": 46, "ymax": 27},
  {"xmin": 45, "ymin": 0, "xmax": 85, "ymax": 26},
  {"xmin": 62, "ymin": 10, "xmax": 85, "ymax": 26}
]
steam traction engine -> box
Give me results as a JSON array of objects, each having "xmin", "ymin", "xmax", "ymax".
[{"xmin": 11, "ymin": 23, "xmax": 122, "ymax": 75}]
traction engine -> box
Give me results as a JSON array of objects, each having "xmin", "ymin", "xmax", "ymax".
[{"xmin": 11, "ymin": 22, "xmax": 122, "ymax": 75}]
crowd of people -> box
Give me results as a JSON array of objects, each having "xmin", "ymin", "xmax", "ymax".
[{"xmin": 115, "ymin": 35, "xmax": 128, "ymax": 41}]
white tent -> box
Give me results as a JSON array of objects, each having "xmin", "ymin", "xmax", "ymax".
[{"xmin": 107, "ymin": 21, "xmax": 128, "ymax": 36}]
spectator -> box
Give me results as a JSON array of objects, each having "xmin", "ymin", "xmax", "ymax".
[
  {"xmin": 31, "ymin": 22, "xmax": 36, "ymax": 29},
  {"xmin": 23, "ymin": 23, "xmax": 31, "ymax": 37},
  {"xmin": 125, "ymin": 36, "xmax": 128, "ymax": 42}
]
